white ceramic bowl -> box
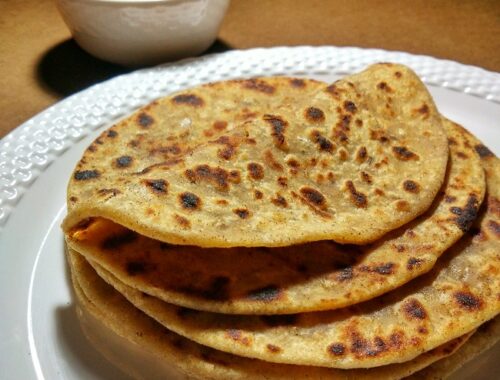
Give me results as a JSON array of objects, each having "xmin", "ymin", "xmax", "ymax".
[{"xmin": 56, "ymin": 0, "xmax": 230, "ymax": 66}]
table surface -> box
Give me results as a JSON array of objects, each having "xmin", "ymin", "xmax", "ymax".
[{"xmin": 1, "ymin": 0, "xmax": 499, "ymax": 138}]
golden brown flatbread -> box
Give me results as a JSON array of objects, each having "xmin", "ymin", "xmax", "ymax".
[
  {"xmin": 65, "ymin": 119, "xmax": 484, "ymax": 314},
  {"xmin": 63, "ymin": 64, "xmax": 448, "ymax": 247},
  {"xmin": 69, "ymin": 248, "xmax": 476, "ymax": 380},
  {"xmin": 80, "ymin": 150, "xmax": 499, "ymax": 369},
  {"xmin": 407, "ymin": 317, "xmax": 499, "ymax": 379}
]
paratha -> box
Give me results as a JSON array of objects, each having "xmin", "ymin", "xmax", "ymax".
[
  {"xmin": 407, "ymin": 317, "xmax": 500, "ymax": 379},
  {"xmin": 65, "ymin": 119, "xmax": 484, "ymax": 314},
  {"xmin": 69, "ymin": 248, "xmax": 476, "ymax": 380},
  {"xmin": 63, "ymin": 75, "xmax": 324, "ymax": 215},
  {"xmin": 80, "ymin": 151, "xmax": 499, "ymax": 369},
  {"xmin": 63, "ymin": 63, "xmax": 449, "ymax": 247}
]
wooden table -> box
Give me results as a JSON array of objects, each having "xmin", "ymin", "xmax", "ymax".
[{"xmin": 1, "ymin": 0, "xmax": 499, "ymax": 138}]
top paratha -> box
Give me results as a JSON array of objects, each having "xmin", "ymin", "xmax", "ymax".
[
  {"xmin": 65, "ymin": 119, "xmax": 484, "ymax": 314},
  {"xmin": 63, "ymin": 64, "xmax": 448, "ymax": 247},
  {"xmin": 82, "ymin": 150, "xmax": 500, "ymax": 369}
]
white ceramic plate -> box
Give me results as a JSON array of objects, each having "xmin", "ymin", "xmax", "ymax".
[{"xmin": 0, "ymin": 47, "xmax": 499, "ymax": 380}]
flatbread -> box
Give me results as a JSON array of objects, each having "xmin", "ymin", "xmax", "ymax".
[
  {"xmin": 63, "ymin": 63, "xmax": 449, "ymax": 247},
  {"xmin": 63, "ymin": 75, "xmax": 324, "ymax": 216},
  {"xmin": 81, "ymin": 151, "xmax": 499, "ymax": 369},
  {"xmin": 407, "ymin": 317, "xmax": 500, "ymax": 380},
  {"xmin": 69, "ymin": 249, "xmax": 476, "ymax": 380},
  {"xmin": 65, "ymin": 119, "xmax": 484, "ymax": 314}
]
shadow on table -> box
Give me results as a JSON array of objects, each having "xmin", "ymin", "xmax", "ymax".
[{"xmin": 36, "ymin": 38, "xmax": 233, "ymax": 97}]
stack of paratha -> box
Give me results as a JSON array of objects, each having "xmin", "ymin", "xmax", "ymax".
[{"xmin": 62, "ymin": 63, "xmax": 500, "ymax": 379}]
